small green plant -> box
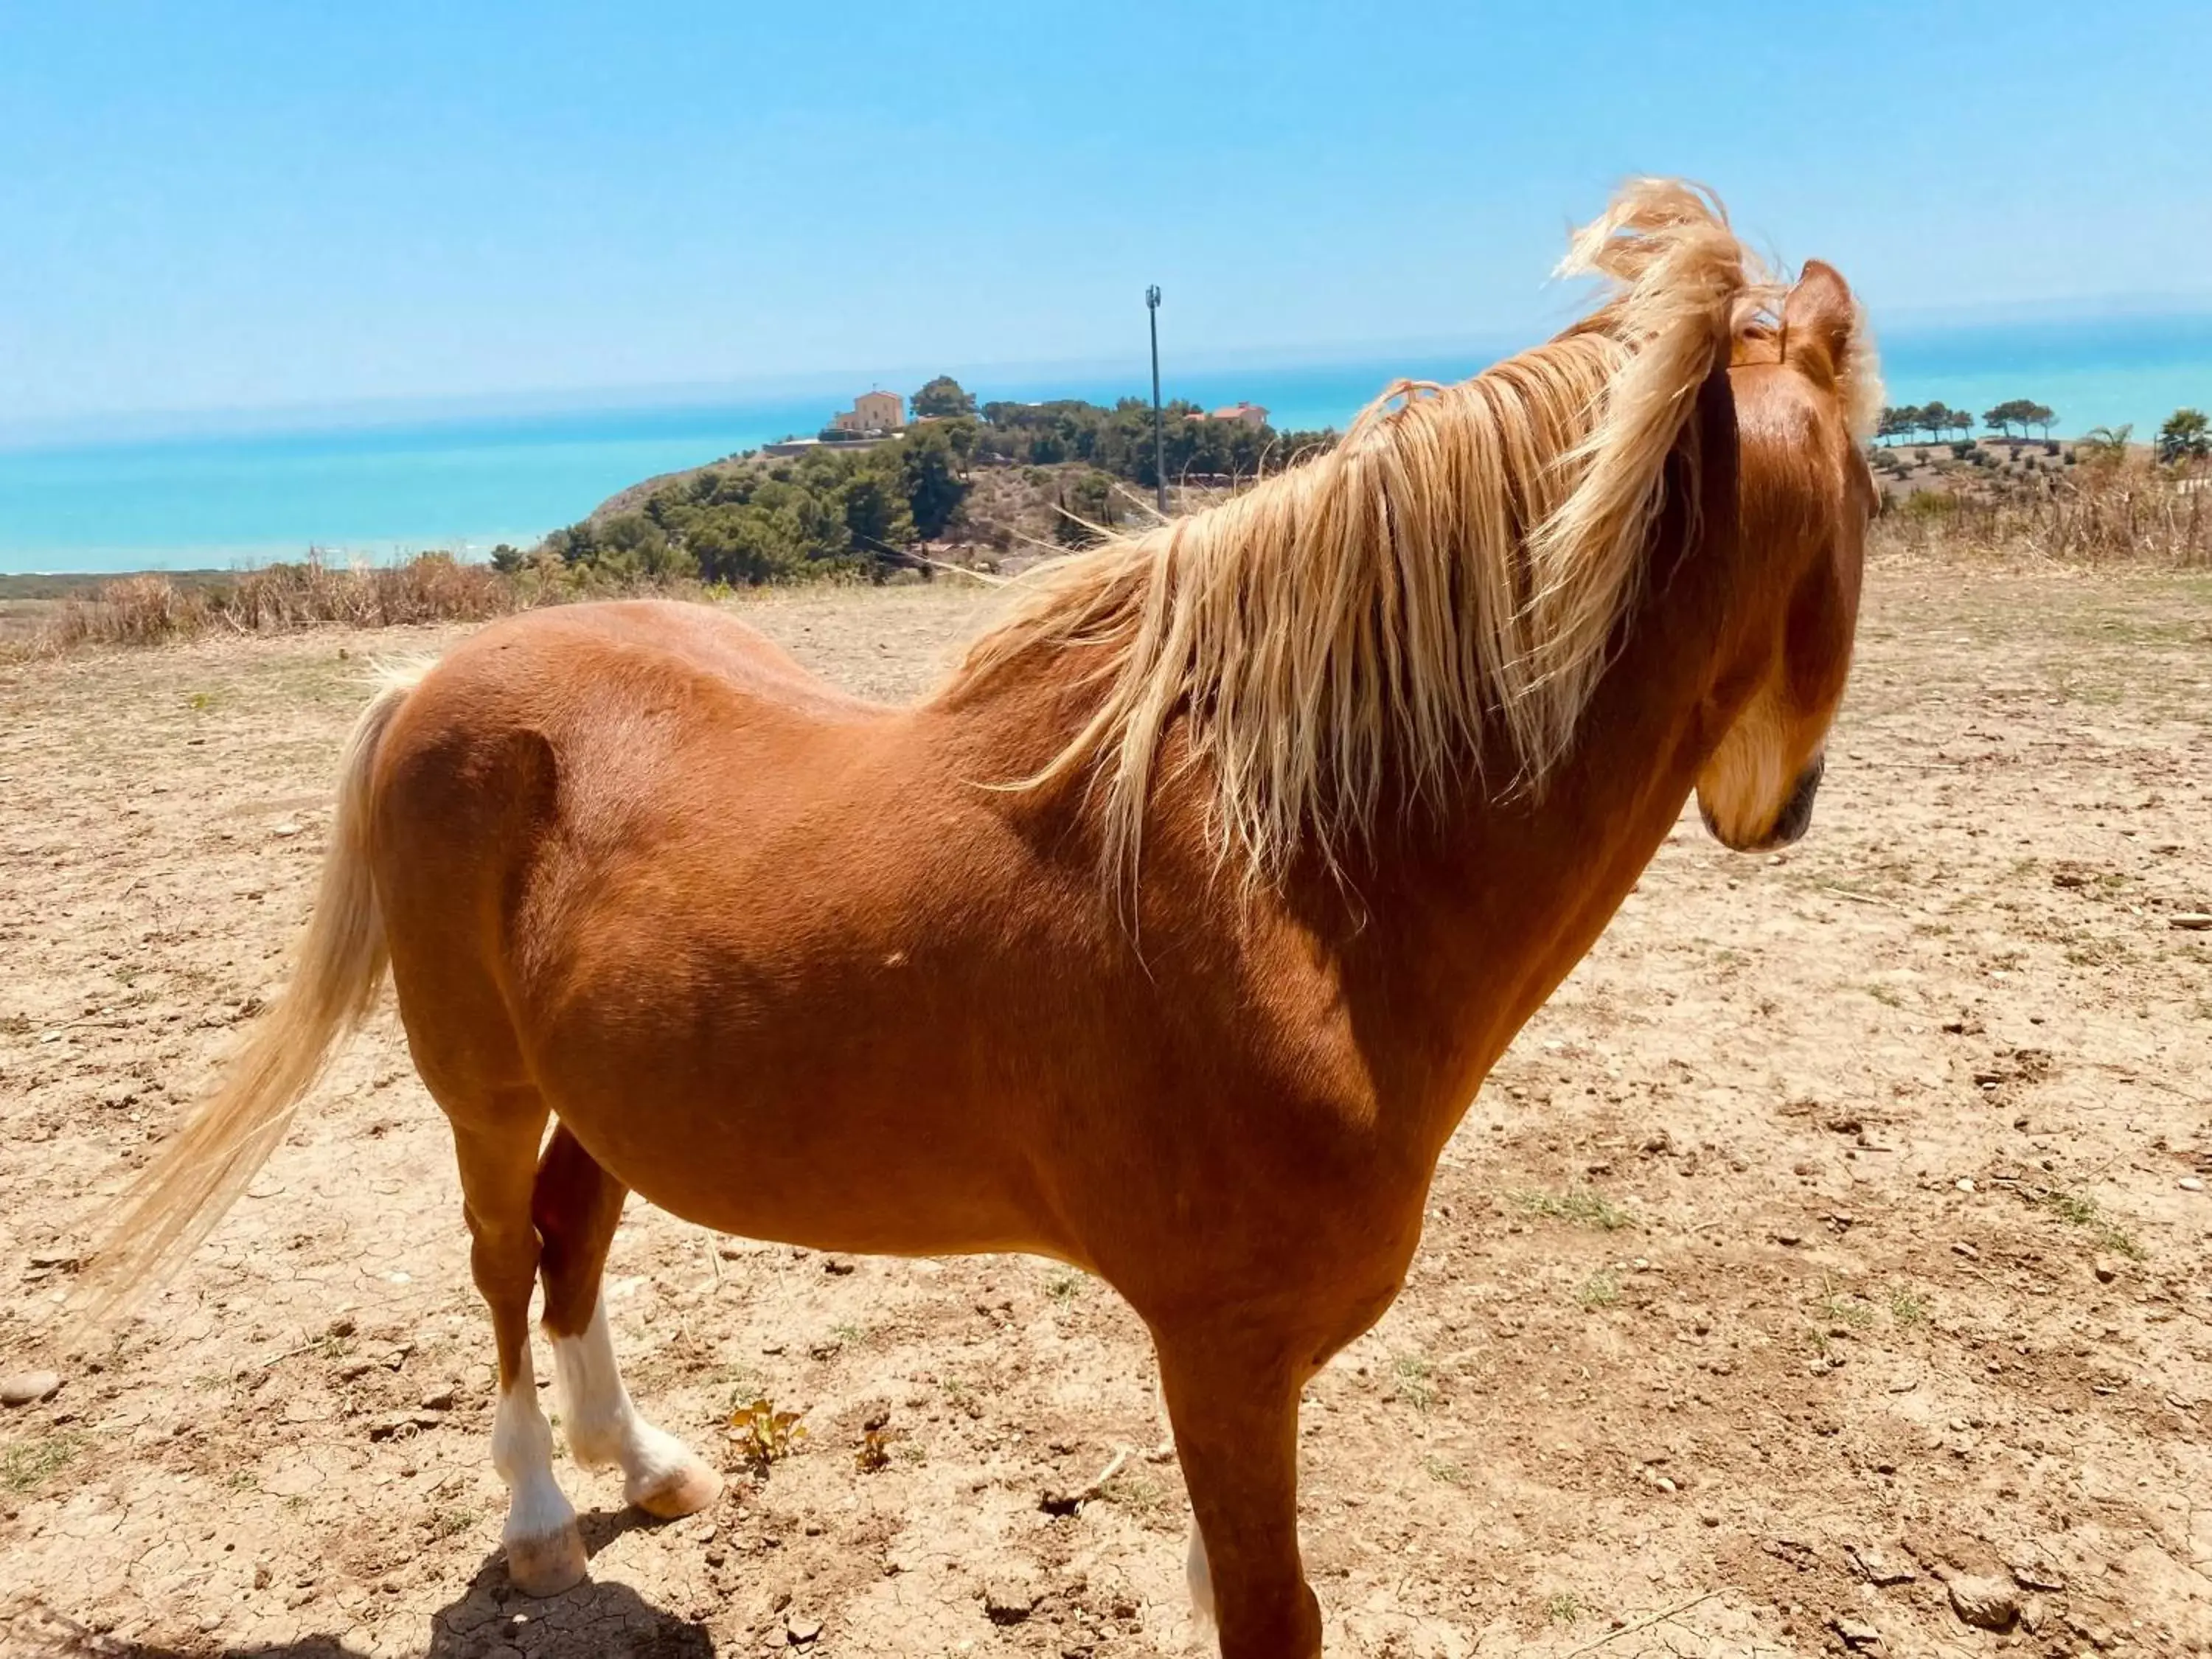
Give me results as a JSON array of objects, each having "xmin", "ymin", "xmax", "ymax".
[
  {"xmin": 1576, "ymin": 1270, "xmax": 1621, "ymax": 1309},
  {"xmin": 1391, "ymin": 1355, "xmax": 1436, "ymax": 1413},
  {"xmin": 1422, "ymin": 1455, "xmax": 1467, "ymax": 1486},
  {"xmin": 1863, "ymin": 983, "xmax": 1904, "ymax": 1009},
  {"xmin": 2037, "ymin": 1189, "xmax": 2143, "ymax": 1259},
  {"xmin": 728, "ymin": 1397, "xmax": 807, "ymax": 1473},
  {"xmin": 4, "ymin": 1432, "xmax": 85, "ymax": 1493},
  {"xmin": 1814, "ymin": 1280, "xmax": 1876, "ymax": 1329},
  {"xmin": 427, "ymin": 1507, "xmax": 476, "ymax": 1541},
  {"xmin": 714, "ymin": 1368, "xmax": 766, "ymax": 1414},
  {"xmin": 1887, "ymin": 1286, "xmax": 1927, "ymax": 1327},
  {"xmin": 1545, "ymin": 1591, "xmax": 1583, "ymax": 1625},
  {"xmin": 2065, "ymin": 939, "xmax": 2134, "ymax": 968},
  {"xmin": 1045, "ymin": 1271, "xmax": 1084, "ymax": 1301},
  {"xmin": 226, "ymin": 1467, "xmax": 260, "ymax": 1492},
  {"xmin": 1512, "ymin": 1187, "xmax": 1633, "ymax": 1231},
  {"xmin": 1100, "ymin": 1470, "xmax": 1172, "ymax": 1522}
]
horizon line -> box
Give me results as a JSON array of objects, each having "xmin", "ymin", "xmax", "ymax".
[{"xmin": 7, "ymin": 291, "xmax": 2211, "ymax": 455}]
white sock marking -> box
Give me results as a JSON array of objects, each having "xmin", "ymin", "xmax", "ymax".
[
  {"xmin": 1186, "ymin": 1523, "xmax": 1217, "ymax": 1638},
  {"xmin": 551, "ymin": 1296, "xmax": 695, "ymax": 1498},
  {"xmin": 491, "ymin": 1343, "xmax": 576, "ymax": 1547}
]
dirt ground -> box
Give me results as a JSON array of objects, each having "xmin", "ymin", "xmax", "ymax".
[{"xmin": 3, "ymin": 560, "xmax": 2209, "ymax": 1659}]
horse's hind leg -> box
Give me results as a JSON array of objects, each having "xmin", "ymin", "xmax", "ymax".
[
  {"xmin": 448, "ymin": 1103, "xmax": 588, "ymax": 1596},
  {"xmin": 534, "ymin": 1124, "xmax": 723, "ymax": 1519}
]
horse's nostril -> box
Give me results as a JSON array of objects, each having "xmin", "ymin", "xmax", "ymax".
[{"xmin": 1768, "ymin": 757, "xmax": 1824, "ymax": 846}]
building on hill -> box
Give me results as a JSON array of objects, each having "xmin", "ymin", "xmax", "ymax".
[
  {"xmin": 1209, "ymin": 402, "xmax": 1268, "ymax": 428},
  {"xmin": 832, "ymin": 390, "xmax": 905, "ymax": 434}
]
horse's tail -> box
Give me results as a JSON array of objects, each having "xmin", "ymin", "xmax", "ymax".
[{"xmin": 72, "ymin": 660, "xmax": 431, "ymax": 1330}]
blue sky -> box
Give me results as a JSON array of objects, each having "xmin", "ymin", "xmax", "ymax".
[{"xmin": 3, "ymin": 1, "xmax": 2207, "ymax": 431}]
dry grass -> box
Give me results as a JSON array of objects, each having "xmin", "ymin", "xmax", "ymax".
[
  {"xmin": 1877, "ymin": 456, "xmax": 2212, "ymax": 566},
  {"xmin": 13, "ymin": 553, "xmax": 522, "ymax": 658}
]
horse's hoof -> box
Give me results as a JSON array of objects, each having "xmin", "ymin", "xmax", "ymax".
[
  {"xmin": 505, "ymin": 1521, "xmax": 588, "ymax": 1596},
  {"xmin": 628, "ymin": 1455, "xmax": 723, "ymax": 1520}
]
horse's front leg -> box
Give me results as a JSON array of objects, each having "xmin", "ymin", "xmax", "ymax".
[{"xmin": 1155, "ymin": 1324, "xmax": 1324, "ymax": 1659}]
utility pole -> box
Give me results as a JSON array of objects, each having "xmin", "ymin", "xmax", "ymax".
[{"xmin": 1146, "ymin": 285, "xmax": 1167, "ymax": 516}]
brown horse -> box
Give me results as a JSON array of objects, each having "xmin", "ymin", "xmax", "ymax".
[{"xmin": 82, "ymin": 181, "xmax": 1878, "ymax": 1657}]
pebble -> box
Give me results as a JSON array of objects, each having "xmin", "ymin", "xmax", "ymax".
[
  {"xmin": 418, "ymin": 1387, "xmax": 455, "ymax": 1411},
  {"xmin": 2181, "ymin": 1176, "xmax": 2205, "ymax": 1192},
  {"xmin": 785, "ymin": 1613, "xmax": 822, "ymax": 1644},
  {"xmin": 0, "ymin": 1371, "xmax": 62, "ymax": 1408},
  {"xmin": 982, "ymin": 1574, "xmax": 1043, "ymax": 1626},
  {"xmin": 1848, "ymin": 1544, "xmax": 1916, "ymax": 1586},
  {"xmin": 1834, "ymin": 1615, "xmax": 1882, "ymax": 1648},
  {"xmin": 1946, "ymin": 1573, "xmax": 2018, "ymax": 1630}
]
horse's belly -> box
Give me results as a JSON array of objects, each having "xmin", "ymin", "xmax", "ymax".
[{"xmin": 520, "ymin": 942, "xmax": 1070, "ymax": 1262}]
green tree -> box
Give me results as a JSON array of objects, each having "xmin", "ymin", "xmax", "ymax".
[
  {"xmin": 2156, "ymin": 408, "xmax": 2210, "ymax": 464},
  {"xmin": 1983, "ymin": 399, "xmax": 2050, "ymax": 442},
  {"xmin": 900, "ymin": 424, "xmax": 970, "ymax": 539},
  {"xmin": 1053, "ymin": 470, "xmax": 1119, "ymax": 548},
  {"xmin": 2078, "ymin": 424, "xmax": 2132, "ymax": 469},
  {"xmin": 1917, "ymin": 402, "xmax": 1953, "ymax": 446},
  {"xmin": 838, "ymin": 463, "xmax": 916, "ymax": 553},
  {"xmin": 594, "ymin": 511, "xmax": 694, "ymax": 580},
  {"xmin": 911, "ymin": 375, "xmax": 977, "ymax": 419}
]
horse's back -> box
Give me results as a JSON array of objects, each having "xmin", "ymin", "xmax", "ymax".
[
  {"xmin": 364, "ymin": 599, "xmax": 910, "ymax": 1057},
  {"xmin": 428, "ymin": 597, "xmax": 880, "ymax": 723}
]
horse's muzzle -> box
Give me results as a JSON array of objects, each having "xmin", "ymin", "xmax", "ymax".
[{"xmin": 1761, "ymin": 754, "xmax": 1824, "ymax": 849}]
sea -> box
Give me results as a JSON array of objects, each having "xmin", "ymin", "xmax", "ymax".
[{"xmin": 4, "ymin": 312, "xmax": 2209, "ymax": 576}]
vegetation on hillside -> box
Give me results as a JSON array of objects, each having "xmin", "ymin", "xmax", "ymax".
[
  {"xmin": 911, "ymin": 375, "xmax": 978, "ymax": 419},
  {"xmin": 521, "ymin": 376, "xmax": 1338, "ymax": 586},
  {"xmin": 1874, "ymin": 403, "xmax": 2211, "ymax": 566},
  {"xmin": 2157, "ymin": 407, "xmax": 2209, "ymax": 463},
  {"xmin": 1876, "ymin": 397, "xmax": 2061, "ymax": 445}
]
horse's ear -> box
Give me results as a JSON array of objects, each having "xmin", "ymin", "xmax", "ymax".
[{"xmin": 1781, "ymin": 260, "xmax": 1856, "ymax": 390}]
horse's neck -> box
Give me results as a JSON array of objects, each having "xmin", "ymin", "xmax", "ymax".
[{"xmin": 1329, "ymin": 442, "xmax": 1748, "ymax": 1150}]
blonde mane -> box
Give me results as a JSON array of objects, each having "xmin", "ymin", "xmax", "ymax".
[{"xmin": 950, "ymin": 180, "xmax": 1784, "ymax": 879}]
